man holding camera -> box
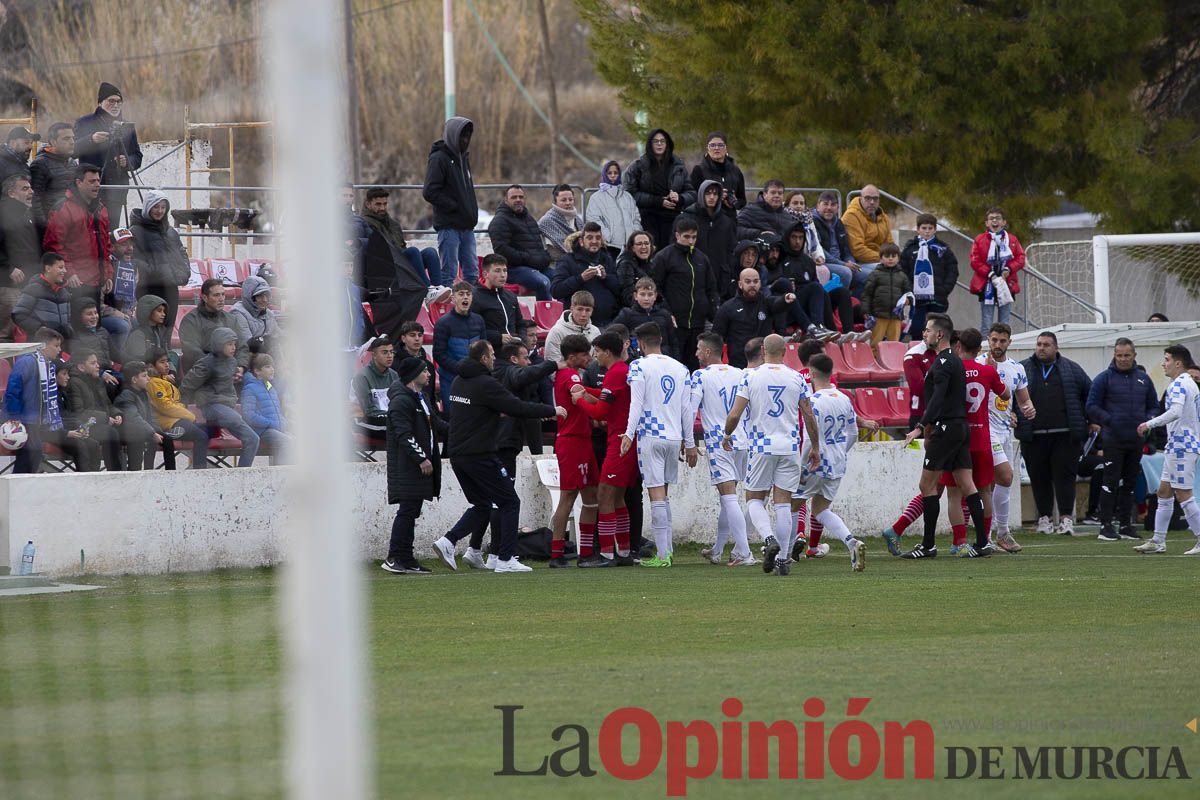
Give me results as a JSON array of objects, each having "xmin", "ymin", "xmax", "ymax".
[{"xmin": 74, "ymin": 82, "xmax": 142, "ymax": 227}]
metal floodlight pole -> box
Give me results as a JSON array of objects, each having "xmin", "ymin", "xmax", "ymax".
[
  {"xmin": 443, "ymin": 0, "xmax": 456, "ymax": 118},
  {"xmin": 268, "ymin": 1, "xmax": 371, "ymax": 799}
]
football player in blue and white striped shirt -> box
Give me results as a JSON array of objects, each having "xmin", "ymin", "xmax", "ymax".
[
  {"xmin": 685, "ymin": 332, "xmax": 756, "ymax": 567},
  {"xmin": 620, "ymin": 322, "xmax": 691, "ymax": 567}
]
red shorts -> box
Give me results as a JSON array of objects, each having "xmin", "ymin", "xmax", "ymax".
[
  {"xmin": 600, "ymin": 435, "xmax": 639, "ymax": 488},
  {"xmin": 556, "ymin": 436, "xmax": 598, "ymax": 491},
  {"xmin": 938, "ymin": 449, "xmax": 995, "ymax": 490}
]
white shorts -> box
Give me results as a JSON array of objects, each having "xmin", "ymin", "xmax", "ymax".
[
  {"xmin": 706, "ymin": 447, "xmax": 747, "ymax": 487},
  {"xmin": 1163, "ymin": 450, "xmax": 1199, "ymax": 490},
  {"xmin": 745, "ymin": 451, "xmax": 801, "ymax": 493},
  {"xmin": 797, "ymin": 472, "xmax": 842, "ymax": 501},
  {"xmin": 637, "ymin": 437, "xmax": 681, "ymax": 488},
  {"xmin": 990, "ymin": 433, "xmax": 1016, "ymax": 467}
]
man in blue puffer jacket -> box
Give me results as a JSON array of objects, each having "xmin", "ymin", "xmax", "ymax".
[
  {"xmin": 431, "ymin": 281, "xmax": 485, "ymax": 411},
  {"xmin": 1085, "ymin": 337, "xmax": 1161, "ymax": 541}
]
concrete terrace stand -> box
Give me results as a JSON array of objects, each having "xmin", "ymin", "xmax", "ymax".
[{"xmin": 1, "ymin": 443, "xmax": 1014, "ymax": 578}]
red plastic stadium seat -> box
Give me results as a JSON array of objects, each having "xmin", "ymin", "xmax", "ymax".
[
  {"xmin": 361, "ymin": 302, "xmax": 374, "ymax": 325},
  {"xmin": 876, "ymin": 340, "xmax": 907, "ymax": 374},
  {"xmin": 427, "ymin": 301, "xmax": 452, "ymax": 326},
  {"xmin": 824, "ymin": 342, "xmax": 870, "ymax": 384},
  {"xmin": 179, "ymin": 258, "xmax": 209, "ymax": 301},
  {"xmin": 415, "ymin": 305, "xmax": 435, "ymax": 344},
  {"xmin": 855, "ymin": 386, "xmax": 905, "ymax": 427},
  {"xmin": 244, "ymin": 258, "xmax": 274, "ymax": 277},
  {"xmin": 171, "ymin": 304, "xmax": 197, "ymax": 349},
  {"xmin": 886, "ymin": 386, "xmax": 912, "ymax": 425},
  {"xmin": 842, "ymin": 341, "xmax": 901, "ymax": 382},
  {"xmin": 534, "ymin": 300, "xmax": 564, "ymax": 331},
  {"xmin": 783, "ymin": 342, "xmax": 804, "ymax": 372}
]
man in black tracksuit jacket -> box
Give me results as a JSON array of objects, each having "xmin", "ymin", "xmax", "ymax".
[
  {"xmin": 712, "ymin": 268, "xmax": 792, "ymax": 368},
  {"xmin": 651, "ymin": 217, "xmax": 719, "ymax": 371},
  {"xmin": 901, "ymin": 315, "xmax": 990, "ymax": 558},
  {"xmin": 472, "ymin": 258, "xmax": 522, "ymax": 350},
  {"xmin": 435, "ymin": 341, "xmax": 561, "ymax": 570},
  {"xmin": 473, "ymin": 340, "xmax": 560, "ymax": 559}
]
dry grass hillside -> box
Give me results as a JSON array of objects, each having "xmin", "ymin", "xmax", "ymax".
[{"xmin": 2, "ymin": 0, "xmax": 637, "ymax": 218}]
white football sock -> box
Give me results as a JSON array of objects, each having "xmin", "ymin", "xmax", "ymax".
[
  {"xmin": 650, "ymin": 500, "xmax": 671, "ymax": 558},
  {"xmin": 816, "ymin": 508, "xmax": 856, "ymax": 551},
  {"xmin": 1181, "ymin": 497, "xmax": 1200, "ymax": 536},
  {"xmin": 774, "ymin": 503, "xmax": 794, "ymax": 560},
  {"xmin": 992, "ymin": 483, "xmax": 1010, "ymax": 530},
  {"xmin": 747, "ymin": 499, "xmax": 772, "ymax": 544},
  {"xmin": 722, "ymin": 494, "xmax": 750, "ymax": 558},
  {"xmin": 712, "ymin": 500, "xmax": 730, "ymax": 557},
  {"xmin": 1154, "ymin": 496, "xmax": 1174, "ymax": 544},
  {"xmin": 665, "ymin": 501, "xmax": 674, "ymax": 554}
]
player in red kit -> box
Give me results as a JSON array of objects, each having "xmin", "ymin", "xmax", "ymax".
[
  {"xmin": 550, "ymin": 334, "xmax": 601, "ymax": 568},
  {"xmin": 938, "ymin": 328, "xmax": 1009, "ymax": 555},
  {"xmin": 572, "ymin": 331, "xmax": 638, "ymax": 565}
]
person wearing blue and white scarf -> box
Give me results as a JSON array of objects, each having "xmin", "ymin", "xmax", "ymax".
[
  {"xmin": 3, "ymin": 327, "xmax": 65, "ymax": 473},
  {"xmin": 900, "ymin": 213, "xmax": 959, "ymax": 340},
  {"xmin": 970, "ymin": 207, "xmax": 1025, "ymax": 330}
]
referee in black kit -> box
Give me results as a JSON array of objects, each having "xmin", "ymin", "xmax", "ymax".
[
  {"xmin": 900, "ymin": 314, "xmax": 993, "ymax": 559},
  {"xmin": 431, "ymin": 340, "xmax": 566, "ymax": 573}
]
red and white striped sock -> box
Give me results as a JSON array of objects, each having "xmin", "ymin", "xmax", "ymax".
[
  {"xmin": 891, "ymin": 494, "xmax": 924, "ymax": 536},
  {"xmin": 579, "ymin": 521, "xmax": 595, "ymax": 558}
]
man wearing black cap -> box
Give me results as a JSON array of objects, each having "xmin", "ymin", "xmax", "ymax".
[
  {"xmin": 0, "ymin": 126, "xmax": 37, "ymax": 187},
  {"xmin": 74, "ymin": 82, "xmax": 142, "ymax": 225},
  {"xmin": 382, "ymin": 356, "xmax": 444, "ymax": 574}
]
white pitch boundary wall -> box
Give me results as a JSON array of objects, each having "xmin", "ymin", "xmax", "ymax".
[{"xmin": 1, "ymin": 442, "xmax": 1018, "ymax": 577}]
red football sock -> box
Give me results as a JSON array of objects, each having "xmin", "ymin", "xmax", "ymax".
[
  {"xmin": 615, "ymin": 507, "xmax": 631, "ymax": 556},
  {"xmin": 952, "ymin": 524, "xmax": 968, "ymax": 547},
  {"xmin": 796, "ymin": 504, "xmax": 808, "ymax": 535},
  {"xmin": 892, "ymin": 494, "xmax": 924, "ymax": 536},
  {"xmin": 597, "ymin": 511, "xmax": 616, "ymax": 557},
  {"xmin": 579, "ymin": 521, "xmax": 595, "ymax": 558},
  {"xmin": 960, "ymin": 498, "xmax": 970, "ymax": 520},
  {"xmin": 984, "ymin": 516, "xmax": 993, "ymax": 543},
  {"xmin": 551, "ymin": 538, "xmax": 565, "ymax": 559},
  {"xmin": 810, "ymin": 520, "xmax": 824, "ymax": 548}
]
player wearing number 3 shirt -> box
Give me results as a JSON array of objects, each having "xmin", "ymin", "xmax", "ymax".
[
  {"xmin": 620, "ymin": 323, "xmax": 690, "ymax": 567},
  {"xmin": 721, "ymin": 334, "xmax": 820, "ymax": 576}
]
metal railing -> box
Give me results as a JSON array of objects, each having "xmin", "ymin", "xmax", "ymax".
[{"xmin": 845, "ymin": 188, "xmax": 1106, "ymax": 330}]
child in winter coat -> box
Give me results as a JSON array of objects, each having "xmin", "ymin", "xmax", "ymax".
[
  {"xmin": 862, "ymin": 243, "xmax": 912, "ymax": 347},
  {"xmin": 969, "ymin": 207, "xmax": 1025, "ymax": 330},
  {"xmin": 611, "ymin": 277, "xmax": 678, "ymax": 359},
  {"xmin": 147, "ymin": 348, "xmax": 208, "ymax": 469},
  {"xmin": 241, "ymin": 353, "xmax": 291, "ymax": 463},
  {"xmin": 900, "ymin": 213, "xmax": 959, "ymax": 338},
  {"xmin": 113, "ymin": 360, "xmax": 164, "ymax": 470}
]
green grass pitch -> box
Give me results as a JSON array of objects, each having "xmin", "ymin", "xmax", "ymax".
[{"xmin": 1, "ymin": 531, "xmax": 1198, "ymax": 799}]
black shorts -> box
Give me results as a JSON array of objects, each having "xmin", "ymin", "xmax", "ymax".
[{"xmin": 923, "ymin": 421, "xmax": 972, "ymax": 472}]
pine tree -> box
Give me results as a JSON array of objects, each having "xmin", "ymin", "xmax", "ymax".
[{"xmin": 577, "ymin": 0, "xmax": 1200, "ymax": 234}]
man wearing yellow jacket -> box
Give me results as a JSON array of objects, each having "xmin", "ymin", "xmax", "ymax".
[
  {"xmin": 840, "ymin": 184, "xmax": 893, "ymax": 297},
  {"xmin": 147, "ymin": 348, "xmax": 209, "ymax": 469}
]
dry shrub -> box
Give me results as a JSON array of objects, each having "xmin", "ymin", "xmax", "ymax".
[{"xmin": 4, "ymin": 0, "xmax": 633, "ymax": 219}]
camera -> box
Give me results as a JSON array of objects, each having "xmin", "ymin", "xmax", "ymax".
[{"xmin": 111, "ymin": 120, "xmax": 131, "ymax": 133}]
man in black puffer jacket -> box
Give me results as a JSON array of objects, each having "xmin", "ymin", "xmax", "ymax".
[
  {"xmin": 550, "ymin": 224, "xmax": 621, "ymax": 326},
  {"xmin": 382, "ymin": 356, "xmax": 446, "ymax": 574},
  {"xmin": 472, "ymin": 254, "xmax": 523, "ymax": 350},
  {"xmin": 430, "ymin": 340, "xmax": 563, "ymax": 573},
  {"xmin": 129, "ymin": 190, "xmax": 190, "ymax": 329},
  {"xmin": 486, "ymin": 185, "xmax": 552, "ymax": 300},
  {"xmin": 713, "ymin": 268, "xmax": 795, "ymax": 368},
  {"xmin": 736, "ymin": 180, "xmax": 792, "ymax": 241},
  {"xmin": 651, "ymin": 215, "xmax": 720, "ymax": 370}
]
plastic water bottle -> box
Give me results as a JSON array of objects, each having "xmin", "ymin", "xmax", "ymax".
[{"xmin": 19, "ymin": 541, "xmax": 34, "ymax": 575}]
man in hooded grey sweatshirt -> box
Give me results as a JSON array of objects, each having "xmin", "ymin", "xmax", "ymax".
[
  {"xmin": 422, "ymin": 116, "xmax": 479, "ymax": 285},
  {"xmin": 181, "ymin": 325, "xmax": 259, "ymax": 466}
]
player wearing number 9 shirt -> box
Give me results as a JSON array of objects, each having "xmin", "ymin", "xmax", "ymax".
[{"xmin": 620, "ymin": 322, "xmax": 691, "ymax": 566}]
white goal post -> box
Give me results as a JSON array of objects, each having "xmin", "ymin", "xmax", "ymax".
[{"xmin": 1093, "ymin": 232, "xmax": 1200, "ymax": 324}]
